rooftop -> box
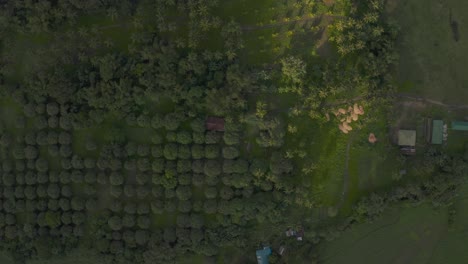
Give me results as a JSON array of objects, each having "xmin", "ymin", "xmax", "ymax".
[
  {"xmin": 452, "ymin": 121, "xmax": 468, "ymax": 131},
  {"xmin": 206, "ymin": 116, "xmax": 225, "ymax": 131},
  {"xmin": 431, "ymin": 120, "xmax": 443, "ymax": 144},
  {"xmin": 256, "ymin": 247, "xmax": 272, "ymax": 264},
  {"xmin": 398, "ymin": 130, "xmax": 416, "ymax": 146}
]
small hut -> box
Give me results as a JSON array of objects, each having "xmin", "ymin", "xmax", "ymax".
[
  {"xmin": 398, "ymin": 130, "xmax": 416, "ymax": 155},
  {"xmin": 205, "ymin": 117, "xmax": 225, "ymax": 131}
]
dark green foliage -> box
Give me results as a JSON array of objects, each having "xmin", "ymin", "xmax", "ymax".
[
  {"xmin": 177, "ymin": 131, "xmax": 192, "ymax": 144},
  {"xmin": 223, "ymin": 131, "xmax": 240, "ymax": 145},
  {"xmin": 204, "ymin": 160, "xmax": 221, "ymax": 177},
  {"xmin": 205, "ymin": 131, "xmax": 221, "ymax": 144},
  {"xmin": 108, "ymin": 216, "xmax": 123, "ymax": 231},
  {"xmin": 176, "ymin": 186, "xmax": 192, "ymax": 201},
  {"xmin": 178, "ymin": 145, "xmax": 191, "ymax": 159},
  {"xmin": 110, "ymin": 172, "xmax": 124, "ymax": 185},
  {"xmin": 164, "ymin": 143, "xmax": 178, "ymax": 160},
  {"xmin": 222, "ymin": 146, "xmax": 239, "ymax": 159},
  {"xmin": 205, "ymin": 145, "xmax": 220, "ymax": 159}
]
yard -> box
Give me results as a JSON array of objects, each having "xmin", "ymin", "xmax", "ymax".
[{"xmin": 388, "ymin": 0, "xmax": 468, "ymax": 104}]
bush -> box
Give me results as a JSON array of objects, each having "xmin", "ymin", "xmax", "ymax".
[
  {"xmin": 137, "ymin": 145, "xmax": 150, "ymax": 157},
  {"xmin": 205, "ymin": 145, "xmax": 220, "ymax": 159},
  {"xmin": 152, "ymin": 159, "xmax": 165, "ymax": 173},
  {"xmin": 191, "ymin": 145, "xmax": 204, "ymax": 159},
  {"xmin": 178, "ymin": 200, "xmax": 192, "ymax": 213},
  {"xmin": 46, "ymin": 102, "xmax": 60, "ymax": 116},
  {"xmin": 178, "ymin": 145, "xmax": 191, "ymax": 159},
  {"xmin": 137, "ymin": 216, "xmax": 151, "ymax": 229},
  {"xmin": 193, "ymin": 132, "xmax": 205, "ymax": 144},
  {"xmin": 71, "ymin": 197, "xmax": 85, "ymax": 211},
  {"xmin": 176, "ymin": 186, "xmax": 192, "ymax": 201},
  {"xmin": 220, "ymin": 186, "xmax": 234, "ymax": 200},
  {"xmin": 47, "ymin": 184, "xmax": 60, "ymax": 199},
  {"xmin": 204, "ymin": 187, "xmax": 218, "ymax": 199},
  {"xmin": 177, "ymin": 160, "xmax": 192, "ymax": 173},
  {"xmin": 34, "ymin": 116, "xmax": 48, "ymax": 130},
  {"xmin": 192, "ymin": 174, "xmax": 204, "ymax": 187},
  {"xmin": 71, "ymin": 170, "xmax": 83, "ymax": 183},
  {"xmin": 85, "ymin": 171, "xmax": 96, "ymax": 184},
  {"xmin": 137, "ymin": 186, "xmax": 150, "ymax": 199},
  {"xmin": 151, "ymin": 200, "xmax": 164, "ymax": 214},
  {"xmin": 204, "ymin": 160, "xmax": 221, "ymax": 177},
  {"xmin": 190, "ymin": 118, "xmax": 206, "ymax": 133},
  {"xmin": 137, "ymin": 114, "xmax": 150, "ymax": 127},
  {"xmin": 223, "ymin": 131, "xmax": 240, "ymax": 145},
  {"xmin": 151, "ymin": 145, "xmax": 163, "ymax": 158},
  {"xmin": 166, "ymin": 131, "xmax": 177, "ymax": 142},
  {"xmin": 124, "ymin": 185, "xmax": 136, "ymax": 198},
  {"xmin": 164, "ymin": 144, "xmax": 178, "ymax": 160},
  {"xmin": 108, "ymin": 216, "xmax": 123, "ymax": 231},
  {"xmin": 177, "ymin": 131, "xmax": 192, "ymax": 144},
  {"xmin": 151, "ymin": 114, "xmax": 163, "ymax": 129},
  {"xmin": 110, "ymin": 172, "xmax": 124, "ymax": 186},
  {"xmin": 35, "ymin": 158, "xmax": 49, "ymax": 172},
  {"xmin": 61, "ymin": 185, "xmax": 73, "ymax": 197},
  {"xmin": 48, "ymin": 145, "xmax": 59, "ymax": 156},
  {"xmin": 222, "ymin": 147, "xmax": 239, "ymax": 159},
  {"xmin": 205, "ymin": 131, "xmax": 221, "ymax": 144},
  {"xmin": 48, "ymin": 116, "xmax": 59, "ymax": 128}
]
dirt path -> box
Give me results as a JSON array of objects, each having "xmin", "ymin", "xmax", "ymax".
[
  {"xmin": 242, "ymin": 14, "xmax": 342, "ymax": 31},
  {"xmin": 337, "ymin": 134, "xmax": 354, "ymax": 209},
  {"xmin": 327, "ymin": 93, "xmax": 468, "ymax": 109}
]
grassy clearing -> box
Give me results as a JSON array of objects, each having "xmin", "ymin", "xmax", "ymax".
[
  {"xmin": 319, "ymin": 204, "xmax": 448, "ymax": 264},
  {"xmin": 388, "ymin": 0, "xmax": 468, "ymax": 104}
]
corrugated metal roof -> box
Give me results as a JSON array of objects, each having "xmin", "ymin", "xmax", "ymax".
[
  {"xmin": 398, "ymin": 130, "xmax": 416, "ymax": 146},
  {"xmin": 431, "ymin": 120, "xmax": 443, "ymax": 144},
  {"xmin": 452, "ymin": 121, "xmax": 468, "ymax": 131}
]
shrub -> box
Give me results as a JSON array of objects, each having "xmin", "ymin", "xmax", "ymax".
[
  {"xmin": 205, "ymin": 131, "xmax": 221, "ymax": 144},
  {"xmin": 205, "ymin": 145, "xmax": 220, "ymax": 159},
  {"xmin": 223, "ymin": 131, "xmax": 240, "ymax": 145},
  {"xmin": 176, "ymin": 186, "xmax": 192, "ymax": 201},
  {"xmin": 46, "ymin": 102, "xmax": 60, "ymax": 116},
  {"xmin": 222, "ymin": 146, "xmax": 239, "ymax": 159},
  {"xmin": 151, "ymin": 145, "xmax": 163, "ymax": 158},
  {"xmin": 191, "ymin": 145, "xmax": 204, "ymax": 159},
  {"xmin": 110, "ymin": 172, "xmax": 124, "ymax": 186},
  {"xmin": 164, "ymin": 144, "xmax": 178, "ymax": 160},
  {"xmin": 48, "ymin": 116, "xmax": 59, "ymax": 128},
  {"xmin": 190, "ymin": 118, "xmax": 206, "ymax": 133},
  {"xmin": 35, "ymin": 158, "xmax": 49, "ymax": 172},
  {"xmin": 177, "ymin": 131, "xmax": 192, "ymax": 145},
  {"xmin": 192, "ymin": 132, "xmax": 205, "ymax": 144},
  {"xmin": 204, "ymin": 160, "xmax": 221, "ymax": 177},
  {"xmin": 178, "ymin": 145, "xmax": 191, "ymax": 159},
  {"xmin": 108, "ymin": 216, "xmax": 122, "ymax": 231}
]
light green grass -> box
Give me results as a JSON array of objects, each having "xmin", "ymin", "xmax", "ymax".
[
  {"xmin": 319, "ymin": 204, "xmax": 448, "ymax": 264},
  {"xmin": 389, "ymin": 0, "xmax": 468, "ymax": 104}
]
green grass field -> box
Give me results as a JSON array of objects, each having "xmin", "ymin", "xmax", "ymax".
[
  {"xmin": 389, "ymin": 0, "xmax": 468, "ymax": 104},
  {"xmin": 319, "ymin": 204, "xmax": 448, "ymax": 264}
]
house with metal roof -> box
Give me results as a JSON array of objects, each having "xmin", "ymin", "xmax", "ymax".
[
  {"xmin": 256, "ymin": 247, "xmax": 272, "ymax": 264},
  {"xmin": 398, "ymin": 130, "xmax": 416, "ymax": 155},
  {"xmin": 452, "ymin": 121, "xmax": 468, "ymax": 131},
  {"xmin": 431, "ymin": 120, "xmax": 444, "ymax": 144}
]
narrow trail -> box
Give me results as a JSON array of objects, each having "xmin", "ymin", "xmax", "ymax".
[
  {"xmin": 337, "ymin": 134, "xmax": 354, "ymax": 210},
  {"xmin": 242, "ymin": 14, "xmax": 342, "ymax": 31},
  {"xmin": 326, "ymin": 93, "xmax": 468, "ymax": 109}
]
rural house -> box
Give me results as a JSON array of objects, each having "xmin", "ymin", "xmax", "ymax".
[
  {"xmin": 256, "ymin": 247, "xmax": 272, "ymax": 264},
  {"xmin": 431, "ymin": 120, "xmax": 444, "ymax": 144},
  {"xmin": 452, "ymin": 121, "xmax": 468, "ymax": 131},
  {"xmin": 205, "ymin": 116, "xmax": 225, "ymax": 131},
  {"xmin": 398, "ymin": 130, "xmax": 416, "ymax": 155}
]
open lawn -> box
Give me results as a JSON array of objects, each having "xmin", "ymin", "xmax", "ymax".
[
  {"xmin": 388, "ymin": 0, "xmax": 468, "ymax": 104},
  {"xmin": 319, "ymin": 204, "xmax": 448, "ymax": 264},
  {"xmin": 320, "ymin": 180, "xmax": 468, "ymax": 264}
]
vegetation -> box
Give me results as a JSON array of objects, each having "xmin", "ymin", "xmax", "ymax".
[{"xmin": 0, "ymin": 0, "xmax": 466, "ymax": 263}]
